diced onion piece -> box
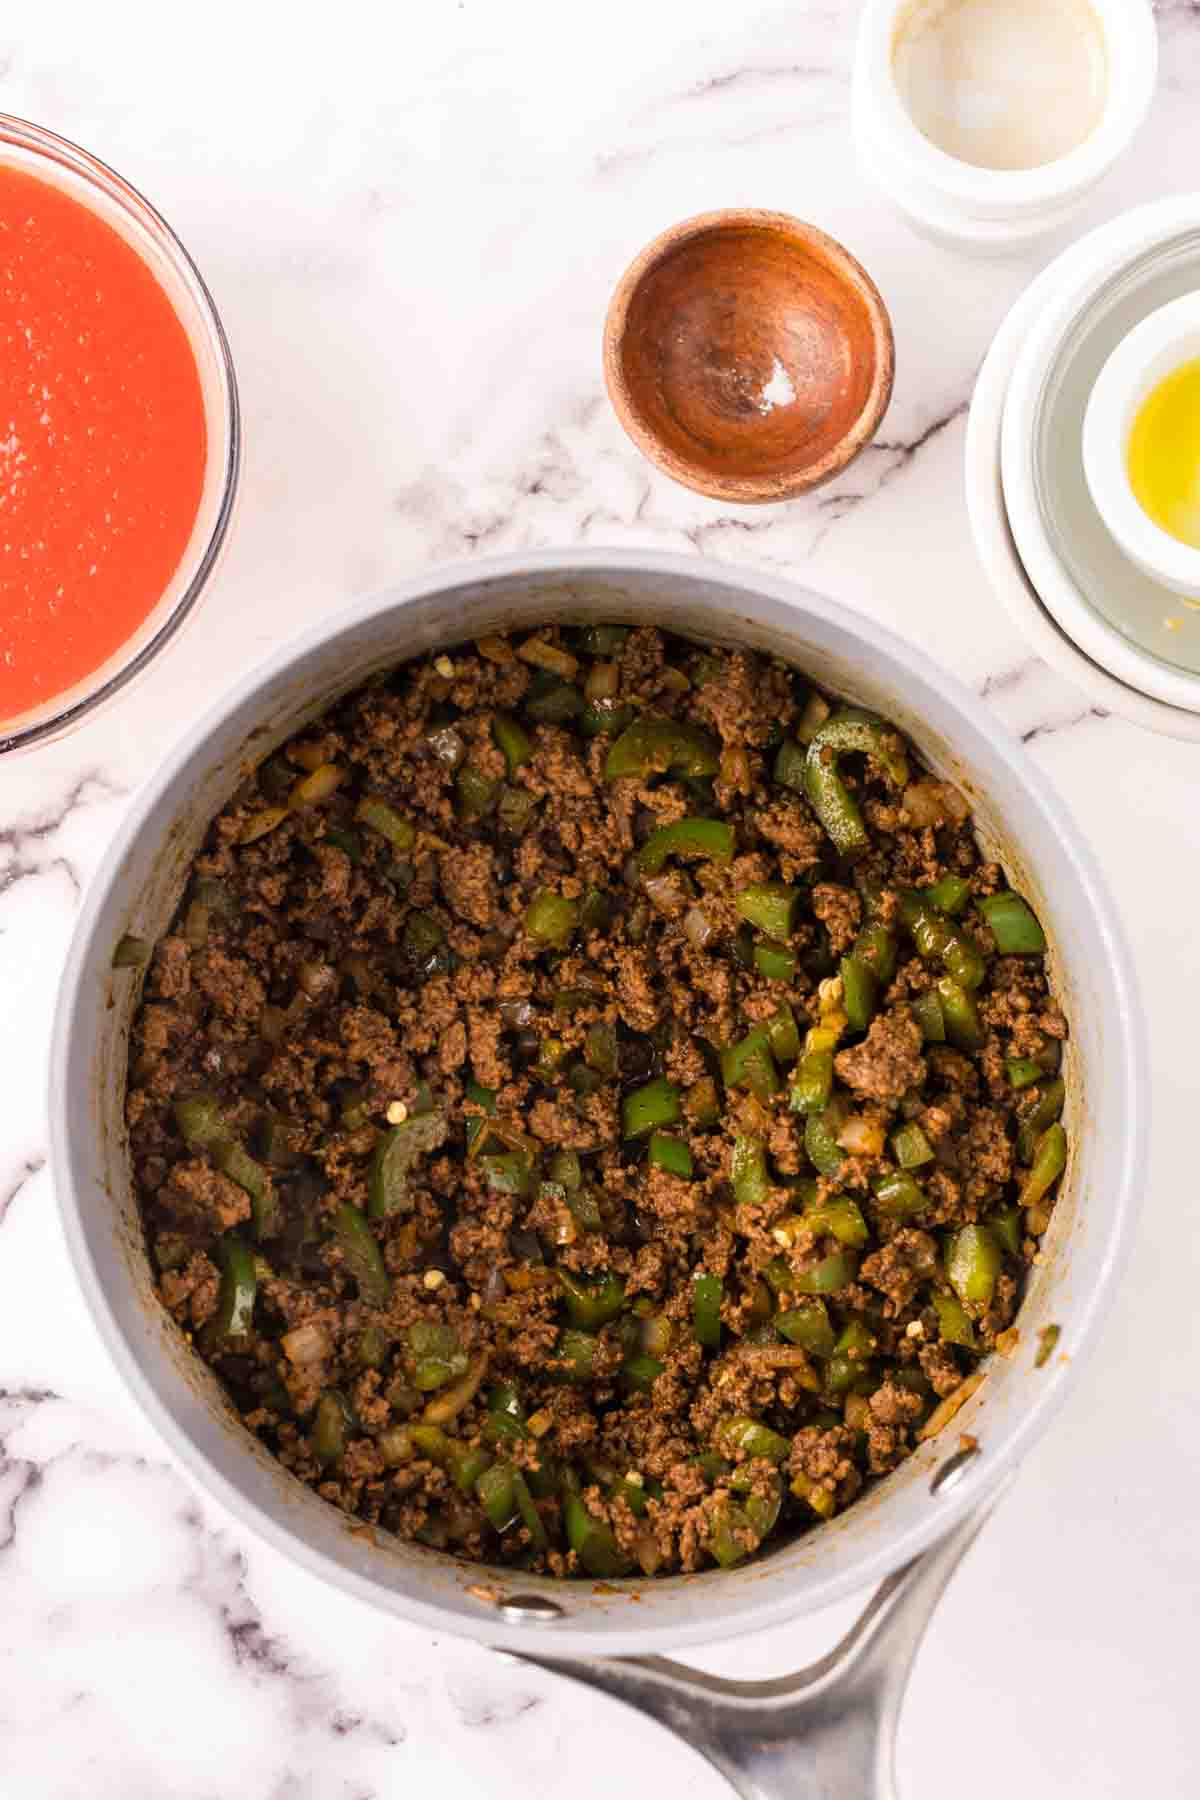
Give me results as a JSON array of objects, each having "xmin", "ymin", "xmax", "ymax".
[
  {"xmin": 720, "ymin": 745, "xmax": 751, "ymax": 794},
  {"xmin": 281, "ymin": 1322, "xmax": 332, "ymax": 1367},
  {"xmin": 642, "ymin": 872, "xmax": 687, "ymax": 916},
  {"xmin": 683, "ymin": 906, "xmax": 715, "ymax": 950},
  {"xmin": 584, "ymin": 660, "xmax": 619, "ymax": 701},
  {"xmin": 837, "ymin": 1114, "xmax": 886, "ymax": 1156},
  {"xmin": 635, "ymin": 1526, "xmax": 663, "ymax": 1575},
  {"xmin": 422, "ymin": 1351, "xmax": 490, "ymax": 1425},
  {"xmin": 733, "ymin": 1343, "xmax": 820, "ymax": 1387},
  {"xmin": 476, "ymin": 635, "xmax": 514, "ymax": 664},
  {"xmin": 916, "ymin": 1370, "xmax": 985, "ymax": 1441},
  {"xmin": 239, "ymin": 806, "xmax": 288, "ymax": 845},
  {"xmin": 901, "ymin": 778, "xmax": 969, "ymax": 829},
  {"xmin": 639, "ymin": 1314, "xmax": 673, "ymax": 1358},
  {"xmin": 379, "ymin": 1427, "xmax": 415, "ymax": 1466},
  {"xmin": 290, "ymin": 763, "xmax": 344, "ymax": 808},
  {"xmin": 288, "ymin": 741, "xmax": 330, "ymax": 772},
  {"xmin": 297, "ymin": 959, "xmax": 337, "ymax": 999},
  {"xmin": 517, "ymin": 637, "xmax": 578, "ymax": 680}
]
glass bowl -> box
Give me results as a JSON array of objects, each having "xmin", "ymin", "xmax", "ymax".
[{"xmin": 0, "ymin": 113, "xmax": 240, "ymax": 755}]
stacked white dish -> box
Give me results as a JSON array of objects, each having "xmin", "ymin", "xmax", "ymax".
[{"xmin": 966, "ymin": 197, "xmax": 1200, "ymax": 742}]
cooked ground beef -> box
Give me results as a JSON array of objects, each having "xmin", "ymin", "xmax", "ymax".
[{"xmin": 124, "ymin": 624, "xmax": 1069, "ymax": 1580}]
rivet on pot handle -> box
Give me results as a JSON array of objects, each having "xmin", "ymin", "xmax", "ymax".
[{"xmin": 512, "ymin": 1480, "xmax": 1011, "ymax": 1800}]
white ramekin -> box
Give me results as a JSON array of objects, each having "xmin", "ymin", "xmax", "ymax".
[
  {"xmin": 853, "ymin": 0, "xmax": 1158, "ymax": 256},
  {"xmin": 1083, "ymin": 294, "xmax": 1200, "ymax": 600},
  {"xmin": 965, "ymin": 253, "xmax": 1200, "ymax": 745},
  {"xmin": 1001, "ymin": 205, "xmax": 1200, "ymax": 715}
]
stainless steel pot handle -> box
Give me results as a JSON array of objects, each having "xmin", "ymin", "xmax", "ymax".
[{"xmin": 514, "ymin": 1481, "xmax": 1010, "ymax": 1800}]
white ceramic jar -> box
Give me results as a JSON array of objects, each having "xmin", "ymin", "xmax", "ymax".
[{"xmin": 852, "ymin": 0, "xmax": 1158, "ymax": 256}]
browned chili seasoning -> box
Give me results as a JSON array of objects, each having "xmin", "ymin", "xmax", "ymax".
[{"xmin": 124, "ymin": 624, "xmax": 1068, "ymax": 1577}]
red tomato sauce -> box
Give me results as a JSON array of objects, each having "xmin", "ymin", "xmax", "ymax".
[{"xmin": 0, "ymin": 163, "xmax": 207, "ymax": 721}]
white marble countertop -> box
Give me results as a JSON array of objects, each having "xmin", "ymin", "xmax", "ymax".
[{"xmin": 4, "ymin": 2, "xmax": 1200, "ymax": 1794}]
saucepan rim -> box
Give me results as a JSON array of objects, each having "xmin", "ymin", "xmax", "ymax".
[{"xmin": 48, "ymin": 548, "xmax": 1147, "ymax": 1656}]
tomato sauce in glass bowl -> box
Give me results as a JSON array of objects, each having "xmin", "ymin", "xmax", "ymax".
[{"xmin": 0, "ymin": 116, "xmax": 238, "ymax": 753}]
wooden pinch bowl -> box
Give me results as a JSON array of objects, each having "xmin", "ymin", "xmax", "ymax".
[{"xmin": 603, "ymin": 210, "xmax": 895, "ymax": 503}]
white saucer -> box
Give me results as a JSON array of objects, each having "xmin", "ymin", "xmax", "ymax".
[
  {"xmin": 965, "ymin": 208, "xmax": 1200, "ymax": 743},
  {"xmin": 1000, "ymin": 198, "xmax": 1200, "ymax": 713}
]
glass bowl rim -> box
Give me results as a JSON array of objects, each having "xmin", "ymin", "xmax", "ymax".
[{"xmin": 0, "ymin": 111, "xmax": 241, "ymax": 756}]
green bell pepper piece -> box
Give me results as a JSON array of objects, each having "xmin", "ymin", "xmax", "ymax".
[
  {"xmin": 204, "ymin": 1236, "xmax": 257, "ymax": 1345},
  {"xmin": 790, "ymin": 1048, "xmax": 834, "ymax": 1116},
  {"xmin": 803, "ymin": 1194, "xmax": 869, "ymax": 1247},
  {"xmin": 511, "ymin": 1468, "xmax": 548, "ymax": 1548},
  {"xmin": 639, "ymin": 816, "xmax": 735, "ymax": 874},
  {"xmin": 485, "ymin": 1383, "xmax": 527, "ymax": 1443},
  {"xmin": 923, "ymin": 874, "xmax": 971, "ymax": 916},
  {"xmin": 604, "ymin": 715, "xmax": 720, "ymax": 781},
  {"xmin": 368, "ymin": 1111, "xmax": 449, "ymax": 1219},
  {"xmin": 933, "ymin": 1289, "xmax": 977, "ymax": 1348},
  {"xmin": 621, "ymin": 1076, "xmax": 681, "ymax": 1139},
  {"xmin": 1017, "ymin": 1078, "xmax": 1066, "ymax": 1163},
  {"xmin": 564, "ymin": 1494, "xmax": 632, "ymax": 1576},
  {"xmin": 523, "ymin": 673, "xmax": 583, "ymax": 723},
  {"xmin": 708, "ymin": 1501, "xmax": 758, "ymax": 1568},
  {"xmin": 735, "ymin": 882, "xmax": 801, "ymax": 938},
  {"xmin": 989, "ymin": 1205, "xmax": 1023, "ymax": 1256},
  {"xmin": 871, "ymin": 1170, "xmax": 927, "ymax": 1217},
  {"xmin": 853, "ymin": 922, "xmax": 897, "ymax": 985},
  {"xmin": 721, "ymin": 1026, "xmax": 780, "ymax": 1101},
  {"xmin": 691, "ymin": 1272, "xmax": 723, "ymax": 1348},
  {"xmin": 1020, "ymin": 1123, "xmax": 1067, "ymax": 1210},
  {"xmin": 792, "ymin": 1248, "xmax": 859, "ymax": 1296},
  {"xmin": 312, "ymin": 1390, "xmax": 354, "ymax": 1466},
  {"xmin": 776, "ymin": 1299, "xmax": 836, "ymax": 1358},
  {"xmin": 803, "ymin": 710, "xmax": 910, "ymax": 858},
  {"xmin": 476, "ymin": 1462, "xmax": 520, "ymax": 1531},
  {"xmin": 980, "ymin": 891, "xmax": 1047, "ymax": 955},
  {"xmin": 480, "ymin": 1150, "xmax": 534, "ymax": 1197},
  {"xmin": 622, "ymin": 1351, "xmax": 665, "ymax": 1393},
  {"xmin": 804, "ymin": 1108, "xmax": 846, "ymax": 1179},
  {"xmin": 407, "ymin": 1322, "xmax": 468, "ymax": 1392},
  {"xmin": 354, "ymin": 795, "xmax": 417, "ymax": 851},
  {"xmin": 524, "ymin": 889, "xmax": 579, "ymax": 947},
  {"xmin": 754, "ymin": 940, "xmax": 798, "ymax": 982},
  {"xmin": 937, "ymin": 976, "xmax": 985, "ymax": 1051},
  {"xmin": 330, "ymin": 1202, "xmax": 390, "ymax": 1305},
  {"xmin": 558, "ymin": 1269, "xmax": 626, "ymax": 1331},
  {"xmin": 911, "ymin": 989, "xmax": 946, "ymax": 1043},
  {"xmin": 825, "ymin": 1319, "xmax": 877, "ymax": 1395},
  {"xmin": 555, "ymin": 1328, "xmax": 600, "ymax": 1380},
  {"xmin": 454, "ymin": 764, "xmax": 499, "ymax": 821},
  {"xmin": 945, "ymin": 1224, "xmax": 1003, "ymax": 1307},
  {"xmin": 731, "ymin": 1135, "xmax": 771, "ymax": 1208},
  {"xmin": 648, "ymin": 1132, "xmax": 693, "ymax": 1179},
  {"xmin": 492, "ymin": 712, "xmax": 534, "ymax": 773},
  {"xmin": 765, "ymin": 1003, "xmax": 802, "ymax": 1065},
  {"xmin": 890, "ymin": 1121, "xmax": 934, "ymax": 1169},
  {"xmin": 719, "ymin": 1415, "xmax": 790, "ymax": 1464},
  {"xmin": 772, "ymin": 738, "xmax": 808, "ymax": 793},
  {"xmin": 840, "ymin": 954, "xmax": 878, "ymax": 1033}
]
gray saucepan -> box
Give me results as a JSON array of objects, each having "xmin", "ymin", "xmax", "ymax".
[{"xmin": 49, "ymin": 550, "xmax": 1146, "ymax": 1797}]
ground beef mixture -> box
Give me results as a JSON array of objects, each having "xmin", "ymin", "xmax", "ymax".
[{"xmin": 123, "ymin": 624, "xmax": 1069, "ymax": 1579}]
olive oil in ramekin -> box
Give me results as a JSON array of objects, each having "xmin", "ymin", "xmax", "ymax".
[{"xmin": 1127, "ymin": 359, "xmax": 1200, "ymax": 551}]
